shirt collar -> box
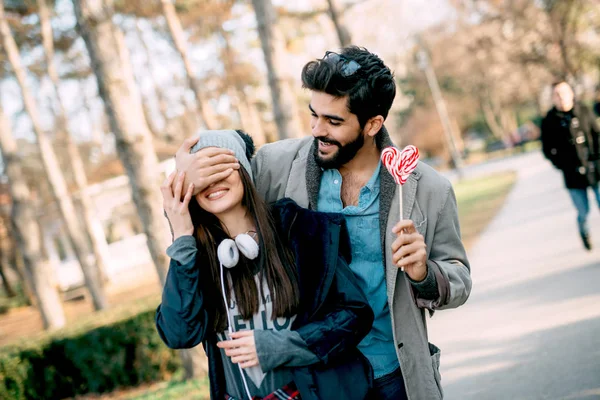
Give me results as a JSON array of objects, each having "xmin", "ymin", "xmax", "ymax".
[
  {"xmin": 322, "ymin": 162, "xmax": 381, "ymax": 191},
  {"xmin": 364, "ymin": 162, "xmax": 381, "ymax": 193}
]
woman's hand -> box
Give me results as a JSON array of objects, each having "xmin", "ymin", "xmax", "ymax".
[
  {"xmin": 217, "ymin": 331, "xmax": 259, "ymax": 369},
  {"xmin": 175, "ymin": 136, "xmax": 240, "ymax": 196},
  {"xmin": 161, "ymin": 171, "xmax": 195, "ymax": 240}
]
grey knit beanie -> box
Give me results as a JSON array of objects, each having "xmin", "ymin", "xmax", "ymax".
[{"xmin": 189, "ymin": 129, "xmax": 253, "ymax": 181}]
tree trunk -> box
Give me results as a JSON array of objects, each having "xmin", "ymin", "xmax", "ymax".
[
  {"xmin": 523, "ymin": 65, "xmax": 544, "ymax": 116},
  {"xmin": 249, "ymin": 100, "xmax": 269, "ymax": 144},
  {"xmin": 180, "ymin": 346, "xmax": 209, "ymax": 379},
  {"xmin": 73, "ymin": 0, "xmax": 172, "ymax": 286},
  {"xmin": 135, "ymin": 20, "xmax": 170, "ymax": 131},
  {"xmin": 501, "ymin": 109, "xmax": 519, "ymax": 134},
  {"xmin": 39, "ymin": 0, "xmax": 112, "ymax": 285},
  {"xmin": 500, "ymin": 108, "xmax": 519, "ymax": 146},
  {"xmin": 1, "ymin": 224, "xmax": 31, "ymax": 303},
  {"xmin": 0, "ymin": 265, "xmax": 16, "ymax": 298},
  {"xmin": 481, "ymin": 100, "xmax": 505, "ymax": 140},
  {"xmin": 0, "ymin": 251, "xmax": 16, "ymax": 297},
  {"xmin": 81, "ymin": 81, "xmax": 105, "ymax": 147},
  {"xmin": 227, "ymin": 87, "xmax": 246, "ymax": 128},
  {"xmin": 0, "ymin": 215, "xmax": 16, "ymax": 297},
  {"xmin": 553, "ymin": 3, "xmax": 578, "ymax": 81},
  {"xmin": 219, "ymin": 26, "xmax": 267, "ymax": 145},
  {"xmin": 0, "ymin": 103, "xmax": 66, "ymax": 329},
  {"xmin": 160, "ymin": 0, "xmax": 217, "ymax": 130},
  {"xmin": 177, "ymin": 112, "xmax": 193, "ymax": 139},
  {"xmin": 13, "ymin": 246, "xmax": 34, "ymax": 306},
  {"xmin": 557, "ymin": 36, "xmax": 576, "ymax": 80},
  {"xmin": 1, "ymin": 0, "xmax": 108, "ymax": 310},
  {"xmin": 131, "ymin": 28, "xmax": 164, "ymax": 139},
  {"xmin": 236, "ymin": 93, "xmax": 267, "ymax": 146},
  {"xmin": 139, "ymin": 83, "xmax": 163, "ymax": 138},
  {"xmin": 251, "ymin": 0, "xmax": 303, "ymax": 140},
  {"xmin": 326, "ymin": 0, "xmax": 352, "ymax": 47}
]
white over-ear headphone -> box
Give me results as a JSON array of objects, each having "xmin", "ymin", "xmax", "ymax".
[
  {"xmin": 217, "ymin": 232, "xmax": 259, "ymax": 400},
  {"xmin": 217, "ymin": 233, "xmax": 260, "ymax": 269}
]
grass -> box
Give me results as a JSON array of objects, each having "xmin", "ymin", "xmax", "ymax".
[
  {"xmin": 462, "ymin": 140, "xmax": 541, "ymax": 167},
  {"xmin": 70, "ymin": 375, "xmax": 210, "ymax": 400},
  {"xmin": 454, "ymin": 170, "xmax": 518, "ymax": 249},
  {"xmin": 126, "ymin": 377, "xmax": 210, "ymax": 400}
]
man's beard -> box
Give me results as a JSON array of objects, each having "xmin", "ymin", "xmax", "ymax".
[{"xmin": 313, "ymin": 130, "xmax": 364, "ymax": 169}]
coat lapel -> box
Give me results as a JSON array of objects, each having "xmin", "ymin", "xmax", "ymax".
[
  {"xmin": 305, "ymin": 141, "xmax": 322, "ymax": 210},
  {"xmin": 284, "ymin": 141, "xmax": 314, "ymax": 208},
  {"xmin": 378, "ymin": 126, "xmax": 396, "ymax": 252}
]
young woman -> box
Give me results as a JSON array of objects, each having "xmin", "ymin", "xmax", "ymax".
[{"xmin": 156, "ymin": 130, "xmax": 374, "ymax": 400}]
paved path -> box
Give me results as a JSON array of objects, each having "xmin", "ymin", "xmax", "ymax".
[{"xmin": 429, "ymin": 152, "xmax": 600, "ymax": 400}]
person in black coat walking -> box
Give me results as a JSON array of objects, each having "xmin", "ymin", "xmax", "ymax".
[
  {"xmin": 156, "ymin": 129, "xmax": 374, "ymax": 400},
  {"xmin": 594, "ymin": 85, "xmax": 600, "ymax": 118},
  {"xmin": 541, "ymin": 81, "xmax": 600, "ymax": 250}
]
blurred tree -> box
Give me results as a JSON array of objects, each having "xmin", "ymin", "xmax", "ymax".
[
  {"xmin": 72, "ymin": 0, "xmax": 209, "ymax": 376},
  {"xmin": 326, "ymin": 0, "xmax": 352, "ymax": 47},
  {"xmin": 93, "ymin": 5, "xmax": 211, "ymax": 375},
  {"xmin": 38, "ymin": 0, "xmax": 112, "ymax": 285},
  {"xmin": 251, "ymin": 0, "xmax": 303, "ymax": 140},
  {"xmin": 134, "ymin": 19, "xmax": 170, "ymax": 137},
  {"xmin": 0, "ymin": 183, "xmax": 17, "ymax": 298},
  {"xmin": 72, "ymin": 0, "xmax": 169, "ymax": 286},
  {"xmin": 80, "ymin": 79, "xmax": 108, "ymax": 147},
  {"xmin": 133, "ymin": 68, "xmax": 163, "ymax": 139},
  {"xmin": 160, "ymin": 0, "xmax": 218, "ymax": 129},
  {"xmin": 1, "ymin": 0, "xmax": 108, "ymax": 310},
  {"xmin": 455, "ymin": 0, "xmax": 600, "ymax": 83},
  {"xmin": 217, "ymin": 21, "xmax": 267, "ymax": 144},
  {"xmin": 0, "ymin": 239, "xmax": 16, "ymax": 297},
  {"xmin": 0, "ymin": 100, "xmax": 66, "ymax": 329},
  {"xmin": 399, "ymin": 4, "xmax": 566, "ymax": 155}
]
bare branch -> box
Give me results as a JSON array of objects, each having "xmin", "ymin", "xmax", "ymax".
[{"xmin": 277, "ymin": 0, "xmax": 369, "ymax": 21}]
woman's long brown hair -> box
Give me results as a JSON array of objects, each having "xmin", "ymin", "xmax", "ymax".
[{"xmin": 188, "ymin": 166, "xmax": 299, "ymax": 332}]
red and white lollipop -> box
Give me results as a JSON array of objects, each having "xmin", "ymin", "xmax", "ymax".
[
  {"xmin": 381, "ymin": 145, "xmax": 420, "ymax": 270},
  {"xmin": 381, "ymin": 145, "xmax": 419, "ymax": 185}
]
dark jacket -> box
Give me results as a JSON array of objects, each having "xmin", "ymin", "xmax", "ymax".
[
  {"xmin": 541, "ymin": 103, "xmax": 600, "ymax": 189},
  {"xmin": 156, "ymin": 198, "xmax": 374, "ymax": 400}
]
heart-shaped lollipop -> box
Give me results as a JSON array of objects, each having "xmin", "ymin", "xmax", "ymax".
[
  {"xmin": 381, "ymin": 145, "xmax": 420, "ymax": 272},
  {"xmin": 381, "ymin": 145, "xmax": 419, "ymax": 185}
]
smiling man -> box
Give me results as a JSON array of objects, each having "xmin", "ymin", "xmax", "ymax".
[{"xmin": 175, "ymin": 46, "xmax": 471, "ymax": 400}]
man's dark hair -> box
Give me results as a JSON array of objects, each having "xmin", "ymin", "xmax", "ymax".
[{"xmin": 301, "ymin": 46, "xmax": 396, "ymax": 128}]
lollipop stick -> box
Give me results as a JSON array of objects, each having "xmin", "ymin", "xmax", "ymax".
[
  {"xmin": 399, "ymin": 184, "xmax": 404, "ymax": 272},
  {"xmin": 399, "ymin": 184, "xmax": 403, "ymax": 222}
]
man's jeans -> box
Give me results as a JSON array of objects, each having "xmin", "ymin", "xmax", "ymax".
[
  {"xmin": 568, "ymin": 185, "xmax": 600, "ymax": 235},
  {"xmin": 366, "ymin": 368, "xmax": 408, "ymax": 400}
]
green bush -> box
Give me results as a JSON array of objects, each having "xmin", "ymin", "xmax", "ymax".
[
  {"xmin": 0, "ymin": 283, "xmax": 31, "ymax": 315},
  {"xmin": 0, "ymin": 310, "xmax": 182, "ymax": 400}
]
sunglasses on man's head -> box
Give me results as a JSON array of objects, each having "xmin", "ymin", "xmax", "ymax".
[{"xmin": 323, "ymin": 51, "xmax": 361, "ymax": 77}]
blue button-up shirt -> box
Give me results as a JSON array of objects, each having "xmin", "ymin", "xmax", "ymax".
[{"xmin": 317, "ymin": 163, "xmax": 399, "ymax": 378}]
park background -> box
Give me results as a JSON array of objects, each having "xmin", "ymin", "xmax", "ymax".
[{"xmin": 0, "ymin": 0, "xmax": 599, "ymax": 399}]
